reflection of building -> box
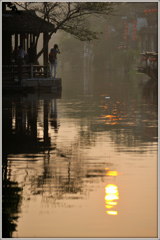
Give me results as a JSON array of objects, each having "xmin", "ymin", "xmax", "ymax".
[
  {"xmin": 83, "ymin": 43, "xmax": 94, "ymax": 95},
  {"xmin": 141, "ymin": 78, "xmax": 158, "ymax": 105},
  {"xmin": 83, "ymin": 43, "xmax": 94, "ymax": 67},
  {"xmin": 2, "ymin": 179, "xmax": 22, "ymax": 237},
  {"xmin": 2, "ymin": 155, "xmax": 22, "ymax": 237},
  {"xmin": 3, "ymin": 92, "xmax": 61, "ymax": 158},
  {"xmin": 100, "ymin": 81, "xmax": 158, "ymax": 152},
  {"xmin": 2, "ymin": 91, "xmax": 61, "ymax": 236}
]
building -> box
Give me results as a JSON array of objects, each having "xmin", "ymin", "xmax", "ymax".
[{"xmin": 2, "ymin": 2, "xmax": 55, "ymax": 82}]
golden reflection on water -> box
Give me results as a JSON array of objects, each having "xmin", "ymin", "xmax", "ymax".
[
  {"xmin": 107, "ymin": 210, "xmax": 118, "ymax": 215},
  {"xmin": 106, "ymin": 170, "xmax": 118, "ymax": 176},
  {"xmin": 105, "ymin": 184, "xmax": 119, "ymax": 215},
  {"xmin": 2, "ymin": 68, "xmax": 158, "ymax": 237},
  {"xmin": 105, "ymin": 169, "xmax": 121, "ymax": 216}
]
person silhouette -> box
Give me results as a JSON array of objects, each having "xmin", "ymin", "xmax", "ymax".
[{"xmin": 50, "ymin": 44, "xmax": 60, "ymax": 79}]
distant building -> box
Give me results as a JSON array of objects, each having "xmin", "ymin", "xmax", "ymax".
[
  {"xmin": 138, "ymin": 7, "xmax": 158, "ymax": 53},
  {"xmin": 139, "ymin": 27, "xmax": 158, "ymax": 53}
]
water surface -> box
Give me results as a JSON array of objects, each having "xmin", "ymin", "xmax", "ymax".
[{"xmin": 2, "ymin": 69, "xmax": 158, "ymax": 238}]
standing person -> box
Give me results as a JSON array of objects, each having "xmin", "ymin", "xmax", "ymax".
[
  {"xmin": 28, "ymin": 42, "xmax": 36, "ymax": 78},
  {"xmin": 50, "ymin": 44, "xmax": 60, "ymax": 79}
]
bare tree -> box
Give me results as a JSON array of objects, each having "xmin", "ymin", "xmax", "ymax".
[{"xmin": 15, "ymin": 2, "xmax": 115, "ymax": 60}]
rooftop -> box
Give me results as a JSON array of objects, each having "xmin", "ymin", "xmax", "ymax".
[{"xmin": 2, "ymin": 10, "xmax": 55, "ymax": 34}]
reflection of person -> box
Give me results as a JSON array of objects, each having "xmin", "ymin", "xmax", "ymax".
[
  {"xmin": 50, "ymin": 98, "xmax": 59, "ymax": 133},
  {"xmin": 50, "ymin": 44, "xmax": 60, "ymax": 79}
]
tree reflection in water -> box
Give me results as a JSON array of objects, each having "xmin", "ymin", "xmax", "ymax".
[
  {"xmin": 2, "ymin": 92, "xmax": 62, "ymax": 236},
  {"xmin": 2, "ymin": 155, "xmax": 22, "ymax": 238},
  {"xmin": 2, "ymin": 74, "xmax": 158, "ymax": 237}
]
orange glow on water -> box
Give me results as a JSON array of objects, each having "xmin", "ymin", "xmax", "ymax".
[
  {"xmin": 105, "ymin": 184, "xmax": 119, "ymax": 198},
  {"xmin": 106, "ymin": 211, "xmax": 118, "ymax": 215},
  {"xmin": 105, "ymin": 194, "xmax": 119, "ymax": 200},
  {"xmin": 111, "ymin": 122, "xmax": 117, "ymax": 125},
  {"xmin": 105, "ymin": 205, "xmax": 113, "ymax": 209},
  {"xmin": 107, "ymin": 201, "xmax": 117, "ymax": 205},
  {"xmin": 105, "ymin": 184, "xmax": 119, "ymax": 215},
  {"xmin": 107, "ymin": 171, "xmax": 118, "ymax": 176},
  {"xmin": 102, "ymin": 99, "xmax": 125, "ymax": 126},
  {"xmin": 106, "ymin": 170, "xmax": 122, "ymax": 176},
  {"xmin": 102, "ymin": 115, "xmax": 114, "ymax": 120},
  {"xmin": 105, "ymin": 184, "xmax": 117, "ymax": 191}
]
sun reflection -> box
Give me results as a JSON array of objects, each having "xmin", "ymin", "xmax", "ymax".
[
  {"xmin": 108, "ymin": 201, "xmax": 117, "ymax": 205},
  {"xmin": 106, "ymin": 211, "xmax": 118, "ymax": 215},
  {"xmin": 106, "ymin": 170, "xmax": 118, "ymax": 176},
  {"xmin": 105, "ymin": 205, "xmax": 113, "ymax": 209},
  {"xmin": 105, "ymin": 183, "xmax": 119, "ymax": 216},
  {"xmin": 105, "ymin": 173, "xmax": 119, "ymax": 215}
]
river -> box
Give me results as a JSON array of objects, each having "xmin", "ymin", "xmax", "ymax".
[{"xmin": 2, "ymin": 67, "xmax": 158, "ymax": 238}]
